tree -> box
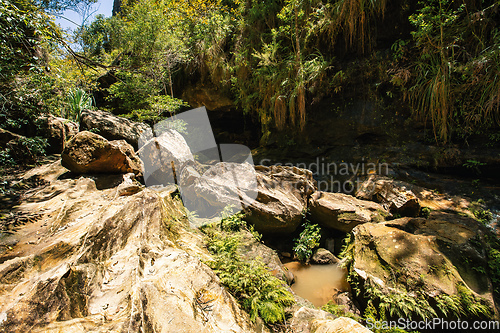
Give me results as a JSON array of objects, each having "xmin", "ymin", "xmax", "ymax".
[{"xmin": 35, "ymin": 0, "xmax": 97, "ymax": 12}]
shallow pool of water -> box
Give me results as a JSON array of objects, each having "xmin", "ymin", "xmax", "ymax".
[{"xmin": 284, "ymin": 261, "xmax": 349, "ymax": 307}]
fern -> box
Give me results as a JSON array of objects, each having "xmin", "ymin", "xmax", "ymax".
[
  {"xmin": 203, "ymin": 225, "xmax": 295, "ymax": 325},
  {"xmin": 293, "ymin": 222, "xmax": 321, "ymax": 262}
]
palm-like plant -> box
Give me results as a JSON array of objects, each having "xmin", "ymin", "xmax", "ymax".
[{"xmin": 67, "ymin": 88, "xmax": 93, "ymax": 123}]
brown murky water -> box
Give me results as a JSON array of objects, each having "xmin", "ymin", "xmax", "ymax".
[{"xmin": 284, "ymin": 261, "xmax": 349, "ymax": 307}]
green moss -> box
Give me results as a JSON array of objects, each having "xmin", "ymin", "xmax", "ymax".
[
  {"xmin": 341, "ymin": 231, "xmax": 494, "ymax": 323},
  {"xmin": 487, "ymin": 246, "xmax": 500, "ymax": 297},
  {"xmin": 161, "ymin": 195, "xmax": 190, "ymax": 242}
]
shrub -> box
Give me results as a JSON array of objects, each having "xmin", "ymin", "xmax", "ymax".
[
  {"xmin": 5, "ymin": 136, "xmax": 48, "ymax": 164},
  {"xmin": 293, "ymin": 222, "xmax": 321, "ymax": 262},
  {"xmin": 420, "ymin": 207, "xmax": 431, "ymax": 218}
]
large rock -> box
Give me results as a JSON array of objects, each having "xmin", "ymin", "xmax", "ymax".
[
  {"xmin": 178, "ymin": 162, "xmax": 257, "ymax": 222},
  {"xmin": 287, "ymin": 306, "xmax": 372, "ymax": 333},
  {"xmin": 179, "ymin": 164, "xmax": 316, "ymax": 233},
  {"xmin": 288, "ymin": 306, "xmax": 334, "ymax": 333},
  {"xmin": 311, "ymin": 248, "xmax": 339, "ymax": 265},
  {"xmin": 245, "ymin": 165, "xmax": 317, "ymax": 234},
  {"xmin": 356, "ymin": 175, "xmax": 421, "ymax": 217},
  {"xmin": 309, "ymin": 192, "xmax": 389, "ymax": 233},
  {"xmin": 0, "ymin": 165, "xmax": 267, "ymax": 333},
  {"xmin": 38, "ymin": 114, "xmax": 78, "ymax": 153},
  {"xmin": 311, "ymin": 317, "xmax": 372, "ymax": 333},
  {"xmin": 80, "ymin": 109, "xmax": 151, "ymax": 150},
  {"xmin": 61, "ymin": 131, "xmax": 143, "ymax": 175},
  {"xmin": 137, "ymin": 129, "xmax": 194, "ymax": 187},
  {"xmin": 344, "ymin": 212, "xmax": 499, "ymax": 320}
]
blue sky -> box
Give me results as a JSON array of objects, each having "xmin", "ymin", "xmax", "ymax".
[{"xmin": 54, "ymin": 0, "xmax": 113, "ymax": 31}]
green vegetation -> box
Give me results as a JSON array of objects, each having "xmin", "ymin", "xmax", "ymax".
[
  {"xmin": 420, "ymin": 207, "xmax": 431, "ymax": 218},
  {"xmin": 66, "ymin": 88, "xmax": 92, "ymax": 122},
  {"xmin": 321, "ymin": 301, "xmax": 360, "ymax": 321},
  {"xmin": 201, "ymin": 211, "xmax": 294, "ymax": 325},
  {"xmin": 469, "ymin": 199, "xmax": 493, "ymax": 225},
  {"xmin": 2, "ymin": 0, "xmax": 500, "ymax": 148},
  {"xmin": 293, "ymin": 222, "xmax": 321, "ymax": 263},
  {"xmin": 339, "ymin": 232, "xmax": 494, "ymax": 322}
]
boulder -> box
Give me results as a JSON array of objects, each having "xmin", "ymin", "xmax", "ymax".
[
  {"xmin": 0, "ymin": 165, "xmax": 266, "ymax": 333},
  {"xmin": 137, "ymin": 129, "xmax": 194, "ymax": 187},
  {"xmin": 61, "ymin": 131, "xmax": 143, "ymax": 175},
  {"xmin": 332, "ymin": 291, "xmax": 361, "ymax": 317},
  {"xmin": 38, "ymin": 114, "xmax": 78, "ymax": 153},
  {"xmin": 356, "ymin": 175, "xmax": 421, "ymax": 217},
  {"xmin": 178, "ymin": 163, "xmax": 316, "ymax": 233},
  {"xmin": 311, "ymin": 317, "xmax": 372, "ymax": 333},
  {"xmin": 288, "ymin": 306, "xmax": 334, "ymax": 333},
  {"xmin": 179, "ymin": 162, "xmax": 256, "ymax": 222},
  {"xmin": 345, "ymin": 212, "xmax": 499, "ymax": 320},
  {"xmin": 80, "ymin": 109, "xmax": 151, "ymax": 150},
  {"xmin": 309, "ymin": 192, "xmax": 389, "ymax": 233},
  {"xmin": 245, "ymin": 165, "xmax": 317, "ymax": 234},
  {"xmin": 311, "ymin": 248, "xmax": 339, "ymax": 265}
]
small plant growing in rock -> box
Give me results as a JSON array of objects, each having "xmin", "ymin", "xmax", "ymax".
[
  {"xmin": 469, "ymin": 200, "xmax": 493, "ymax": 225},
  {"xmin": 321, "ymin": 301, "xmax": 360, "ymax": 321},
  {"xmin": 420, "ymin": 207, "xmax": 431, "ymax": 218},
  {"xmin": 67, "ymin": 88, "xmax": 93, "ymax": 123},
  {"xmin": 220, "ymin": 205, "xmax": 246, "ymax": 231},
  {"xmin": 293, "ymin": 222, "xmax": 321, "ymax": 263}
]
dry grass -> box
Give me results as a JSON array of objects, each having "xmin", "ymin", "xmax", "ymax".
[
  {"xmin": 410, "ymin": 59, "xmax": 452, "ymax": 142},
  {"xmin": 331, "ymin": 0, "xmax": 387, "ymax": 53}
]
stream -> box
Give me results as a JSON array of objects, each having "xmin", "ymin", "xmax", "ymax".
[{"xmin": 284, "ymin": 261, "xmax": 349, "ymax": 307}]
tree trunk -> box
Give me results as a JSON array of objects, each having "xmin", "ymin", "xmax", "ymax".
[{"xmin": 112, "ymin": 0, "xmax": 122, "ymax": 16}]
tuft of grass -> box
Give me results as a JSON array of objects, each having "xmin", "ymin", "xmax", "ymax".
[{"xmin": 67, "ymin": 88, "xmax": 93, "ymax": 123}]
